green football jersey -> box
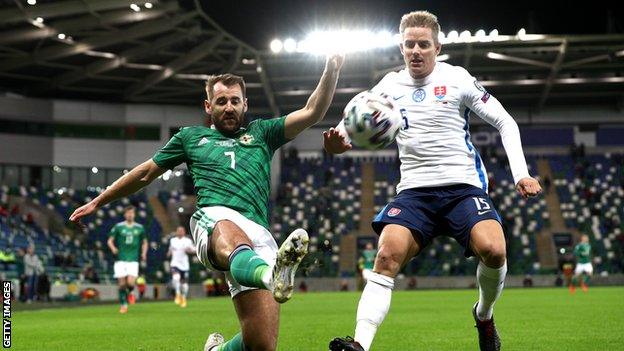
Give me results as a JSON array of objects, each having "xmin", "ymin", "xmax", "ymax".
[
  {"xmin": 152, "ymin": 117, "xmax": 288, "ymax": 229},
  {"xmin": 109, "ymin": 221, "xmax": 146, "ymax": 262},
  {"xmin": 361, "ymin": 249, "xmax": 377, "ymax": 270},
  {"xmin": 574, "ymin": 242, "xmax": 591, "ymax": 264}
]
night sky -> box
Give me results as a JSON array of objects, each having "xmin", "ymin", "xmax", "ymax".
[{"xmin": 189, "ymin": 0, "xmax": 624, "ymax": 50}]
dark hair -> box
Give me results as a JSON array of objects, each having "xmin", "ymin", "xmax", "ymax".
[
  {"xmin": 124, "ymin": 205, "xmax": 136, "ymax": 213},
  {"xmin": 204, "ymin": 73, "xmax": 246, "ymax": 100}
]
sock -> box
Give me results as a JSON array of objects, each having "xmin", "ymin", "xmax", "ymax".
[
  {"xmin": 476, "ymin": 261, "xmax": 507, "ymax": 321},
  {"xmin": 173, "ymin": 275, "xmax": 181, "ymax": 295},
  {"xmin": 119, "ymin": 288, "xmax": 127, "ymax": 305},
  {"xmin": 127, "ymin": 285, "xmax": 135, "ymax": 298},
  {"xmin": 216, "ymin": 332, "xmax": 245, "ymax": 351},
  {"xmin": 229, "ymin": 245, "xmax": 270, "ymax": 289},
  {"xmin": 354, "ymin": 272, "xmax": 394, "ymax": 351},
  {"xmin": 181, "ymin": 283, "xmax": 189, "ymax": 298}
]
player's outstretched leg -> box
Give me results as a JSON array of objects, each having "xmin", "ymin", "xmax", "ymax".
[
  {"xmin": 473, "ymin": 302, "xmax": 501, "ymax": 351},
  {"xmin": 270, "ymin": 228, "xmax": 309, "ymax": 303}
]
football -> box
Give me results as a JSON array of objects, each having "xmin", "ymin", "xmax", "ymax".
[{"xmin": 343, "ymin": 90, "xmax": 403, "ymax": 150}]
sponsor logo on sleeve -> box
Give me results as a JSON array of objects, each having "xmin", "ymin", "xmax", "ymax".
[{"xmin": 481, "ymin": 93, "xmax": 491, "ymax": 103}]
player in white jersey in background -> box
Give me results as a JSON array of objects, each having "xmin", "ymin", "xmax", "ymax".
[
  {"xmin": 168, "ymin": 226, "xmax": 196, "ymax": 308},
  {"xmin": 327, "ymin": 11, "xmax": 542, "ymax": 351}
]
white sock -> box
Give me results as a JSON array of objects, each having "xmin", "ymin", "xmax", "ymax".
[
  {"xmin": 172, "ymin": 276, "xmax": 181, "ymax": 295},
  {"xmin": 181, "ymin": 283, "xmax": 189, "ymax": 298},
  {"xmin": 354, "ymin": 272, "xmax": 394, "ymax": 351},
  {"xmin": 476, "ymin": 261, "xmax": 507, "ymax": 321}
]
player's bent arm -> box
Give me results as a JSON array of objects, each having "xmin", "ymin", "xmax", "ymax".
[
  {"xmin": 141, "ymin": 239, "xmax": 148, "ymax": 261},
  {"xmin": 467, "ymin": 90, "xmax": 541, "ymax": 197},
  {"xmin": 284, "ymin": 54, "xmax": 343, "ymax": 140},
  {"xmin": 69, "ymin": 159, "xmax": 166, "ymax": 222},
  {"xmin": 107, "ymin": 236, "xmax": 118, "ymax": 254}
]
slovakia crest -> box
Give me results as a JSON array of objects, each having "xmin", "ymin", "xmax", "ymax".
[
  {"xmin": 434, "ymin": 86, "xmax": 446, "ymax": 99},
  {"xmin": 387, "ymin": 207, "xmax": 402, "ymax": 217}
]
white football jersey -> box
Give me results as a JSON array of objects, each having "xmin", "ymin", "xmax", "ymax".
[
  {"xmin": 363, "ymin": 62, "xmax": 529, "ymax": 193},
  {"xmin": 169, "ymin": 236, "xmax": 195, "ymax": 271}
]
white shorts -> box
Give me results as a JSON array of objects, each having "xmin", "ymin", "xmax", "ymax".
[
  {"xmin": 190, "ymin": 206, "xmax": 278, "ymax": 297},
  {"xmin": 574, "ymin": 262, "xmax": 593, "ymax": 275},
  {"xmin": 113, "ymin": 261, "xmax": 139, "ymax": 278}
]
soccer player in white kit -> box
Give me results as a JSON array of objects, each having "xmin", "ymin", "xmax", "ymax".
[
  {"xmin": 168, "ymin": 226, "xmax": 196, "ymax": 307},
  {"xmin": 327, "ymin": 11, "xmax": 542, "ymax": 351}
]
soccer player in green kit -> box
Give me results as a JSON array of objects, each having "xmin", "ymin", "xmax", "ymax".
[
  {"xmin": 358, "ymin": 242, "xmax": 377, "ymax": 282},
  {"xmin": 571, "ymin": 234, "xmax": 593, "ymax": 293},
  {"xmin": 108, "ymin": 205, "xmax": 147, "ymax": 313},
  {"xmin": 70, "ymin": 53, "xmax": 344, "ymax": 351}
]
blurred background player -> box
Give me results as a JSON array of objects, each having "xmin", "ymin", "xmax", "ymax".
[
  {"xmin": 107, "ymin": 205, "xmax": 147, "ymax": 313},
  {"xmin": 571, "ymin": 235, "xmax": 593, "ymax": 293},
  {"xmin": 326, "ymin": 11, "xmax": 541, "ymax": 351},
  {"xmin": 168, "ymin": 225, "xmax": 195, "ymax": 307},
  {"xmin": 70, "ymin": 53, "xmax": 344, "ymax": 351},
  {"xmin": 358, "ymin": 242, "xmax": 377, "ymax": 283}
]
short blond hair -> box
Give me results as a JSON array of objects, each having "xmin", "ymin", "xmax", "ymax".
[{"xmin": 399, "ymin": 11, "xmax": 441, "ymax": 45}]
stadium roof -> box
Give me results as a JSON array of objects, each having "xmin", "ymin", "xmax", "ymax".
[{"xmin": 0, "ymin": 0, "xmax": 623, "ymax": 125}]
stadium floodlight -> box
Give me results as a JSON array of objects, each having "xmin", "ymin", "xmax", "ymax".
[
  {"xmin": 178, "ymin": 207, "xmax": 184, "ymax": 213},
  {"xmin": 475, "ymin": 29, "xmax": 486, "ymax": 41},
  {"xmin": 283, "ymin": 38, "xmax": 297, "ymax": 53},
  {"xmin": 35, "ymin": 17, "xmax": 44, "ymax": 23},
  {"xmin": 293, "ymin": 29, "xmax": 397, "ymax": 55},
  {"xmin": 130, "ymin": 3, "xmax": 141, "ymax": 12},
  {"xmin": 436, "ymin": 54, "xmax": 450, "ymax": 62},
  {"xmin": 459, "ymin": 30, "xmax": 471, "ymax": 42},
  {"xmin": 27, "ymin": 0, "xmax": 36, "ymax": 5},
  {"xmin": 270, "ymin": 39, "xmax": 283, "ymax": 53},
  {"xmin": 447, "ymin": 30, "xmax": 459, "ymax": 43},
  {"xmin": 144, "ymin": 2, "xmax": 153, "ymax": 9},
  {"xmin": 489, "ymin": 29, "xmax": 499, "ymax": 39},
  {"xmin": 517, "ymin": 28, "xmax": 526, "ymax": 37},
  {"xmin": 486, "ymin": 52, "xmax": 501, "ymax": 59},
  {"xmin": 57, "ymin": 33, "xmax": 66, "ymax": 40},
  {"xmin": 91, "ymin": 167, "xmax": 99, "ymax": 174},
  {"xmin": 438, "ymin": 31, "xmax": 446, "ymax": 42}
]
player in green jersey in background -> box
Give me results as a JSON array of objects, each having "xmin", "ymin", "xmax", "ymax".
[
  {"xmin": 571, "ymin": 234, "xmax": 592, "ymax": 293},
  {"xmin": 70, "ymin": 53, "xmax": 344, "ymax": 351},
  {"xmin": 108, "ymin": 205, "xmax": 147, "ymax": 313},
  {"xmin": 358, "ymin": 242, "xmax": 377, "ymax": 282}
]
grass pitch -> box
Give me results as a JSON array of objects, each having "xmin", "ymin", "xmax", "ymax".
[{"xmin": 12, "ymin": 287, "xmax": 624, "ymax": 350}]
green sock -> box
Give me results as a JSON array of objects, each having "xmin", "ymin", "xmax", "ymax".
[
  {"xmin": 119, "ymin": 288, "xmax": 127, "ymax": 305},
  {"xmin": 582, "ymin": 275, "xmax": 590, "ymax": 285},
  {"xmin": 216, "ymin": 333, "xmax": 244, "ymax": 351},
  {"xmin": 230, "ymin": 248, "xmax": 270, "ymax": 289}
]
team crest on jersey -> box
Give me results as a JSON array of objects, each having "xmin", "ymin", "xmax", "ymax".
[
  {"xmin": 412, "ymin": 88, "xmax": 426, "ymax": 102},
  {"xmin": 387, "ymin": 207, "xmax": 401, "ymax": 217},
  {"xmin": 434, "ymin": 86, "xmax": 446, "ymax": 99},
  {"xmin": 239, "ymin": 133, "xmax": 255, "ymax": 145}
]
